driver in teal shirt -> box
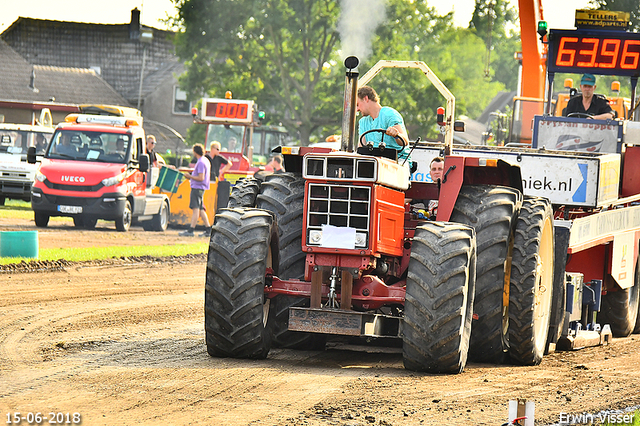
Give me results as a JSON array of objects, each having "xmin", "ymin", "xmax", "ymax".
[{"xmin": 357, "ymin": 85, "xmax": 412, "ymax": 166}]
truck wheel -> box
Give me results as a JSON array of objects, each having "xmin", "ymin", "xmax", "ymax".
[
  {"xmin": 256, "ymin": 173, "xmax": 316, "ymax": 348},
  {"xmin": 508, "ymin": 197, "xmax": 554, "ymax": 365},
  {"xmin": 228, "ymin": 177, "xmax": 261, "ymax": 208},
  {"xmin": 149, "ymin": 200, "xmax": 169, "ymax": 232},
  {"xmin": 115, "ymin": 200, "xmax": 132, "ymax": 232},
  {"xmin": 34, "ymin": 212, "xmax": 49, "ymax": 227},
  {"xmin": 0, "ymin": 196, "xmax": 5, "ymax": 206},
  {"xmin": 204, "ymin": 208, "xmax": 277, "ymax": 358},
  {"xmin": 73, "ymin": 216, "xmax": 84, "ymax": 228},
  {"xmin": 83, "ymin": 217, "xmax": 98, "ymax": 230},
  {"xmin": 403, "ymin": 222, "xmax": 476, "ymax": 373},
  {"xmin": 599, "ymin": 261, "xmax": 640, "ymax": 337},
  {"xmin": 450, "ymin": 185, "xmax": 521, "ymax": 363}
]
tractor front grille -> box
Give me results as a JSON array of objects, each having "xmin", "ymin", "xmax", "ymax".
[{"xmin": 306, "ymin": 183, "xmax": 371, "ymax": 248}]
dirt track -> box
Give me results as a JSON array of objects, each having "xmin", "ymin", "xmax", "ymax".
[{"xmin": 1, "ymin": 217, "xmax": 640, "ymax": 425}]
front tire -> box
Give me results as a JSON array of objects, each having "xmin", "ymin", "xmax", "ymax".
[
  {"xmin": 204, "ymin": 208, "xmax": 278, "ymax": 358},
  {"xmin": 115, "ymin": 200, "xmax": 132, "ymax": 232},
  {"xmin": 404, "ymin": 222, "xmax": 476, "ymax": 374},
  {"xmin": 34, "ymin": 211, "xmax": 49, "ymax": 227},
  {"xmin": 508, "ymin": 197, "xmax": 554, "ymax": 365},
  {"xmin": 256, "ymin": 173, "xmax": 316, "ymax": 349},
  {"xmin": 450, "ymin": 185, "xmax": 521, "ymax": 363},
  {"xmin": 73, "ymin": 216, "xmax": 84, "ymax": 228}
]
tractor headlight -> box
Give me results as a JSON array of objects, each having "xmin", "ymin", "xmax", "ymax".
[
  {"xmin": 355, "ymin": 232, "xmax": 367, "ymax": 247},
  {"xmin": 309, "ymin": 230, "xmax": 322, "ymax": 244}
]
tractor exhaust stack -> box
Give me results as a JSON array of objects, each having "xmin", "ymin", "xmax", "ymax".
[{"xmin": 341, "ymin": 56, "xmax": 360, "ymax": 152}]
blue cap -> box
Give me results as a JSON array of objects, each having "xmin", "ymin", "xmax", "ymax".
[{"xmin": 581, "ymin": 73, "xmax": 596, "ymax": 86}]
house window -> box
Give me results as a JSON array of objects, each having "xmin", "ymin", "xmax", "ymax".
[{"xmin": 173, "ymin": 87, "xmax": 190, "ymax": 114}]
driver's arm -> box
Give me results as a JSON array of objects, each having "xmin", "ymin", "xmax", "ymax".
[
  {"xmin": 591, "ymin": 111, "xmax": 614, "ymax": 120},
  {"xmin": 385, "ymin": 124, "xmax": 409, "ymax": 147}
]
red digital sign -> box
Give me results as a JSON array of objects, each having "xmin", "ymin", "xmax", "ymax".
[
  {"xmin": 549, "ymin": 30, "xmax": 640, "ymax": 77},
  {"xmin": 201, "ymin": 98, "xmax": 254, "ymax": 124}
]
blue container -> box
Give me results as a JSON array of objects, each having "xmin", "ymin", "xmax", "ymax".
[{"xmin": 0, "ymin": 231, "xmax": 39, "ymax": 258}]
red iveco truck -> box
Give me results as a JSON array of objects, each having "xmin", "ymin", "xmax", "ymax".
[{"xmin": 28, "ymin": 107, "xmax": 169, "ymax": 231}]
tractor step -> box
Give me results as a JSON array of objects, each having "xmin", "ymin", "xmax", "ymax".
[{"xmin": 288, "ymin": 307, "xmax": 402, "ymax": 338}]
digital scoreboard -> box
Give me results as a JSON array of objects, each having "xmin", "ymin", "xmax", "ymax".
[
  {"xmin": 200, "ymin": 98, "xmax": 254, "ymax": 124},
  {"xmin": 548, "ymin": 29, "xmax": 640, "ymax": 77}
]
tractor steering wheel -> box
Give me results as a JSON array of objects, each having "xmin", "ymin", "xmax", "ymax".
[
  {"xmin": 359, "ymin": 128, "xmax": 404, "ymax": 149},
  {"xmin": 567, "ymin": 112, "xmax": 593, "ymax": 118}
]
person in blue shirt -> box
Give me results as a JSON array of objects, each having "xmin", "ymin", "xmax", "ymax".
[{"xmin": 357, "ymin": 85, "xmax": 411, "ymax": 165}]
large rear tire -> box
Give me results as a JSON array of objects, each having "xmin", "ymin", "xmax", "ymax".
[
  {"xmin": 404, "ymin": 222, "xmax": 476, "ymax": 374},
  {"xmin": 256, "ymin": 173, "xmax": 318, "ymax": 348},
  {"xmin": 450, "ymin": 185, "xmax": 521, "ymax": 363},
  {"xmin": 599, "ymin": 260, "xmax": 640, "ymax": 337},
  {"xmin": 204, "ymin": 208, "xmax": 278, "ymax": 358},
  {"xmin": 508, "ymin": 197, "xmax": 554, "ymax": 365},
  {"xmin": 228, "ymin": 177, "xmax": 261, "ymax": 208}
]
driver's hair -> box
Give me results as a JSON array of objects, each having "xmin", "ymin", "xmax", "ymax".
[
  {"xmin": 358, "ymin": 86, "xmax": 379, "ymax": 103},
  {"xmin": 430, "ymin": 156, "xmax": 444, "ymax": 166}
]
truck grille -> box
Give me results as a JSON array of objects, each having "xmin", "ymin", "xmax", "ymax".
[
  {"xmin": 306, "ymin": 183, "xmax": 371, "ymax": 247},
  {"xmin": 44, "ymin": 180, "xmax": 104, "ymax": 192}
]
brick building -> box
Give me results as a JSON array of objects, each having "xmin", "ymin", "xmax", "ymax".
[{"xmin": 0, "ymin": 9, "xmax": 191, "ymax": 155}]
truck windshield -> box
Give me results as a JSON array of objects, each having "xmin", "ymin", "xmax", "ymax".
[
  {"xmin": 206, "ymin": 125, "xmax": 244, "ymax": 154},
  {"xmin": 46, "ymin": 130, "xmax": 131, "ymax": 163},
  {"xmin": 0, "ymin": 129, "xmax": 52, "ymax": 155}
]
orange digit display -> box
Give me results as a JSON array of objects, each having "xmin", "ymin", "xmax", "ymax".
[
  {"xmin": 599, "ymin": 39, "xmax": 621, "ymax": 69},
  {"xmin": 621, "ymin": 40, "xmax": 640, "ymax": 69},
  {"xmin": 202, "ymin": 98, "xmax": 254, "ymax": 124},
  {"xmin": 556, "ymin": 37, "xmax": 578, "ymax": 66},
  {"xmin": 576, "ymin": 38, "xmax": 599, "ymax": 67},
  {"xmin": 549, "ymin": 30, "xmax": 640, "ymax": 77}
]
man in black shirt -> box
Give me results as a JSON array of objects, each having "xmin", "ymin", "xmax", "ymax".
[
  {"xmin": 146, "ymin": 135, "xmax": 165, "ymax": 167},
  {"xmin": 205, "ymin": 141, "xmax": 232, "ymax": 181},
  {"xmin": 563, "ymin": 73, "xmax": 614, "ymax": 120}
]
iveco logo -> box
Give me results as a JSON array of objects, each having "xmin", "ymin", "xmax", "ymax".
[{"xmin": 61, "ymin": 175, "xmax": 86, "ymax": 183}]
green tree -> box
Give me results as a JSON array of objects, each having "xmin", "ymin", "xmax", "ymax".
[
  {"xmin": 172, "ymin": 0, "xmax": 343, "ymax": 145},
  {"xmin": 590, "ymin": 0, "xmax": 640, "ymax": 31},
  {"xmin": 172, "ymin": 0, "xmax": 509, "ymax": 145},
  {"xmin": 469, "ymin": 0, "xmax": 520, "ymax": 91}
]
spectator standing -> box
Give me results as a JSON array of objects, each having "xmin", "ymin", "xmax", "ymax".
[
  {"xmin": 179, "ymin": 144, "xmax": 211, "ymax": 237},
  {"xmin": 146, "ymin": 135, "xmax": 165, "ymax": 167},
  {"xmin": 206, "ymin": 141, "xmax": 232, "ymax": 181}
]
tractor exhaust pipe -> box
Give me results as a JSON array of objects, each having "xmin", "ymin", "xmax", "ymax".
[{"xmin": 341, "ymin": 56, "xmax": 359, "ymax": 152}]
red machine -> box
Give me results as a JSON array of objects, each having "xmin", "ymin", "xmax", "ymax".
[
  {"xmin": 203, "ymin": 11, "xmax": 640, "ymax": 374},
  {"xmin": 28, "ymin": 107, "xmax": 169, "ymax": 232},
  {"xmin": 192, "ymin": 96, "xmax": 290, "ymax": 183}
]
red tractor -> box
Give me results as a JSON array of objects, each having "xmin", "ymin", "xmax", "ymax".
[{"xmin": 203, "ymin": 57, "xmax": 558, "ymax": 374}]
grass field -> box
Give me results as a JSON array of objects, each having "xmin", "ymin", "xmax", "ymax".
[{"xmin": 0, "ymin": 199, "xmax": 208, "ymax": 264}]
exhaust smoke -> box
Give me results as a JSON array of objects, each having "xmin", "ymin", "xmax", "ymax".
[{"xmin": 338, "ymin": 0, "xmax": 387, "ymax": 61}]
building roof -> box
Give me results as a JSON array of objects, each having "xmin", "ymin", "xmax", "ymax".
[
  {"xmin": 0, "ymin": 39, "xmax": 127, "ymax": 105},
  {"xmin": 0, "ymin": 38, "xmax": 36, "ymax": 101},
  {"xmin": 1, "ymin": 12, "xmax": 180, "ymax": 105}
]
